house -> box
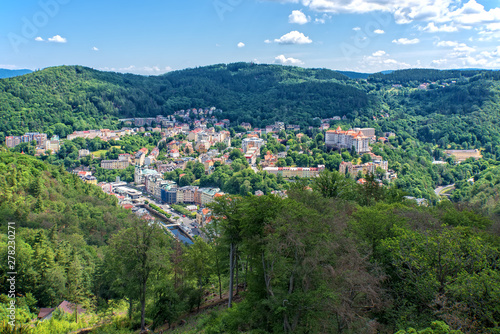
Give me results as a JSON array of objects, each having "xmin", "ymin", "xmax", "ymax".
[
  {"xmin": 325, "ymin": 127, "xmax": 371, "ymax": 154},
  {"xmin": 170, "ymin": 149, "xmax": 180, "ymax": 158},
  {"xmin": 37, "ymin": 301, "xmax": 85, "ymax": 321}
]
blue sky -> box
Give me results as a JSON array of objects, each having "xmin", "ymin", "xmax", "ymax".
[{"xmin": 2, "ymin": 0, "xmax": 500, "ymax": 74}]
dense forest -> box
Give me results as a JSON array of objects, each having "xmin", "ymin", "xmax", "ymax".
[{"xmin": 1, "ymin": 153, "xmax": 499, "ymax": 333}]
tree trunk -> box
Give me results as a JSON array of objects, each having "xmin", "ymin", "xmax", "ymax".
[
  {"xmin": 235, "ymin": 251, "xmax": 239, "ymax": 295},
  {"xmin": 228, "ymin": 242, "xmax": 235, "ymax": 308},
  {"xmin": 216, "ymin": 254, "xmax": 222, "ymax": 299},
  {"xmin": 244, "ymin": 255, "xmax": 249, "ymax": 291},
  {"xmin": 141, "ymin": 280, "xmax": 147, "ymax": 331}
]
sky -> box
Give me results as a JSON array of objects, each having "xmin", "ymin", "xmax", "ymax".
[{"xmin": 2, "ymin": 0, "xmax": 500, "ymax": 75}]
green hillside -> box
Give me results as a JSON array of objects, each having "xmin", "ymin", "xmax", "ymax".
[
  {"xmin": 2, "ymin": 64, "xmax": 500, "ymax": 153},
  {"xmin": 0, "ymin": 63, "xmax": 375, "ymax": 138}
]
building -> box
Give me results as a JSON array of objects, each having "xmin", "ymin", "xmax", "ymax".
[
  {"xmin": 263, "ymin": 165, "xmax": 325, "ymax": 178},
  {"xmin": 244, "ymin": 147, "xmax": 259, "ymax": 165},
  {"xmin": 6, "ymin": 132, "xmax": 48, "ymax": 148},
  {"xmin": 134, "ymin": 166, "xmax": 162, "ymax": 185},
  {"xmin": 5, "ymin": 136, "xmax": 21, "ymax": 148},
  {"xmin": 78, "ymin": 149, "xmax": 91, "ymax": 159},
  {"xmin": 101, "ymin": 160, "xmax": 130, "ymax": 170},
  {"xmin": 37, "ymin": 301, "xmax": 85, "ymax": 321},
  {"xmin": 45, "ymin": 140, "xmax": 60, "ymax": 152},
  {"xmin": 115, "ymin": 186, "xmax": 143, "ymax": 199},
  {"xmin": 199, "ymin": 187, "xmax": 222, "ymax": 205},
  {"xmin": 161, "ymin": 188, "xmax": 177, "ymax": 204},
  {"xmin": 176, "ymin": 186, "xmax": 199, "ymax": 204},
  {"xmin": 242, "ymin": 137, "xmax": 265, "ymax": 153},
  {"xmin": 118, "ymin": 153, "xmax": 133, "ymax": 162},
  {"xmin": 325, "ymin": 127, "xmax": 371, "ymax": 154},
  {"xmin": 339, "ymin": 157, "xmax": 390, "ymax": 179}
]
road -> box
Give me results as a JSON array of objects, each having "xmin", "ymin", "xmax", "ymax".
[
  {"xmin": 142, "ymin": 194, "xmax": 202, "ymax": 236},
  {"xmin": 434, "ymin": 184, "xmax": 455, "ymax": 197}
]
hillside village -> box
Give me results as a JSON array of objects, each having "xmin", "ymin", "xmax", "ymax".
[{"xmin": 5, "ymin": 106, "xmax": 485, "ymax": 243}]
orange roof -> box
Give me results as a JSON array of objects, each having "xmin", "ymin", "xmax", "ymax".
[{"xmin": 202, "ymin": 208, "xmax": 210, "ymax": 215}]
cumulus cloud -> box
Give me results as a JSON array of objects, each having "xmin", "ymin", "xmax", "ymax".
[
  {"xmin": 372, "ymin": 50, "xmax": 386, "ymax": 57},
  {"xmin": 100, "ymin": 65, "xmax": 174, "ymax": 75},
  {"xmin": 431, "ymin": 59, "xmax": 448, "ymax": 66},
  {"xmin": 352, "ymin": 27, "xmax": 361, "ymax": 31},
  {"xmin": 289, "ymin": 10, "xmax": 310, "ymax": 24},
  {"xmin": 392, "ymin": 38, "xmax": 420, "ymax": 45},
  {"xmin": 34, "ymin": 37, "xmax": 44, "ymax": 42},
  {"xmin": 314, "ymin": 14, "xmax": 330, "ymax": 24},
  {"xmin": 264, "ymin": 39, "xmax": 272, "ymax": 44},
  {"xmin": 361, "ymin": 53, "xmax": 411, "ymax": 70},
  {"xmin": 374, "ymin": 29, "xmax": 385, "ymax": 34},
  {"xmin": 435, "ymin": 40, "xmax": 459, "ymax": 47},
  {"xmin": 48, "ymin": 35, "xmax": 67, "ymax": 43},
  {"xmin": 265, "ymin": 0, "xmax": 500, "ymax": 31},
  {"xmin": 420, "ymin": 22, "xmax": 459, "ymax": 32},
  {"xmin": 274, "ymin": 54, "xmax": 304, "ymax": 65},
  {"xmin": 435, "ymin": 40, "xmax": 475, "ymax": 57},
  {"xmin": 274, "ymin": 31, "xmax": 312, "ymax": 44},
  {"xmin": 237, "ymin": 42, "xmax": 245, "ymax": 48},
  {"xmin": 92, "ymin": 46, "xmax": 99, "ymax": 51}
]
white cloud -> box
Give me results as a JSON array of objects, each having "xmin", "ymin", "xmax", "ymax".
[
  {"xmin": 392, "ymin": 38, "xmax": 420, "ymax": 45},
  {"xmin": 420, "ymin": 22, "xmax": 459, "ymax": 32},
  {"xmin": 289, "ymin": 10, "xmax": 310, "ymax": 24},
  {"xmin": 274, "ymin": 54, "xmax": 304, "ymax": 65},
  {"xmin": 264, "ymin": 39, "xmax": 272, "ymax": 44},
  {"xmin": 431, "ymin": 59, "xmax": 448, "ymax": 66},
  {"xmin": 352, "ymin": 27, "xmax": 361, "ymax": 31},
  {"xmin": 101, "ymin": 65, "xmax": 174, "ymax": 75},
  {"xmin": 92, "ymin": 46, "xmax": 99, "ymax": 51},
  {"xmin": 237, "ymin": 42, "xmax": 245, "ymax": 48},
  {"xmin": 274, "ymin": 31, "xmax": 312, "ymax": 44},
  {"xmin": 266, "ymin": 0, "xmax": 500, "ymax": 31},
  {"xmin": 374, "ymin": 29, "xmax": 385, "ymax": 34},
  {"xmin": 361, "ymin": 53, "xmax": 411, "ymax": 70},
  {"xmin": 34, "ymin": 37, "xmax": 44, "ymax": 42},
  {"xmin": 435, "ymin": 40, "xmax": 459, "ymax": 47},
  {"xmin": 48, "ymin": 35, "xmax": 67, "ymax": 43},
  {"xmin": 314, "ymin": 14, "xmax": 330, "ymax": 24},
  {"xmin": 372, "ymin": 50, "xmax": 386, "ymax": 57}
]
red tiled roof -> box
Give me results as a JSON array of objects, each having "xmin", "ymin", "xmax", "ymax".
[{"xmin": 38, "ymin": 308, "xmax": 55, "ymax": 319}]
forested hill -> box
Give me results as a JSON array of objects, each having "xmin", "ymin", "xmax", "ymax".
[
  {"xmin": 0, "ymin": 63, "xmax": 375, "ymax": 137},
  {"xmin": 368, "ymin": 68, "xmax": 500, "ymax": 83},
  {"xmin": 3, "ymin": 63, "xmax": 500, "ymax": 148}
]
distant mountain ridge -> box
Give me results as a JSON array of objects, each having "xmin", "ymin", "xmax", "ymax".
[
  {"xmin": 1, "ymin": 63, "xmax": 500, "ymax": 141},
  {"xmin": 0, "ymin": 68, "xmax": 32, "ymax": 79}
]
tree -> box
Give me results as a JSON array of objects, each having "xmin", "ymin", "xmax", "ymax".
[
  {"xmin": 210, "ymin": 195, "xmax": 244, "ymax": 308},
  {"xmin": 361, "ymin": 153, "xmax": 372, "ymax": 164},
  {"xmin": 108, "ymin": 218, "xmax": 171, "ymax": 331}
]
